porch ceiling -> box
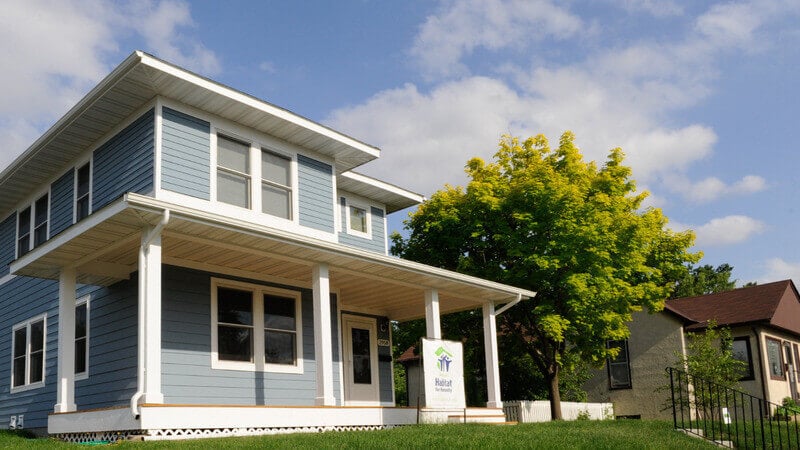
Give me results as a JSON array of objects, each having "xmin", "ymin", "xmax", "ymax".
[{"xmin": 11, "ymin": 194, "xmax": 535, "ymax": 322}]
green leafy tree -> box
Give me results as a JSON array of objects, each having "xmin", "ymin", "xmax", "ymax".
[
  {"xmin": 392, "ymin": 133, "xmax": 699, "ymax": 419},
  {"xmin": 671, "ymin": 264, "xmax": 737, "ymax": 299}
]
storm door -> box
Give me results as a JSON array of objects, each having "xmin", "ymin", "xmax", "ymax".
[{"xmin": 342, "ymin": 315, "xmax": 379, "ymax": 405}]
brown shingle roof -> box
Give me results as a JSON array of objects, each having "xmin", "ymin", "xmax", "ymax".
[{"xmin": 665, "ymin": 280, "xmax": 800, "ymax": 334}]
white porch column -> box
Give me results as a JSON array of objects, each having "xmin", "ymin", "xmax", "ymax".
[
  {"xmin": 140, "ymin": 229, "xmax": 164, "ymax": 404},
  {"xmin": 483, "ymin": 301, "xmax": 502, "ymax": 408},
  {"xmin": 55, "ymin": 267, "xmax": 77, "ymax": 413},
  {"xmin": 313, "ymin": 263, "xmax": 335, "ymax": 406},
  {"xmin": 424, "ymin": 289, "xmax": 441, "ymax": 339}
]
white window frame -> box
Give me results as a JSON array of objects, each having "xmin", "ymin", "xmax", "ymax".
[
  {"xmin": 16, "ymin": 189, "xmax": 50, "ymax": 259},
  {"xmin": 210, "ymin": 278, "xmax": 303, "ymax": 374},
  {"xmin": 344, "ymin": 199, "xmax": 372, "ymax": 239},
  {"xmin": 10, "ymin": 313, "xmax": 47, "ymax": 393},
  {"xmin": 73, "ymin": 159, "xmax": 93, "ymax": 223},
  {"xmin": 75, "ymin": 295, "xmax": 90, "ymax": 381},
  {"xmin": 260, "ymin": 148, "xmax": 294, "ymax": 220},
  {"xmin": 215, "ymin": 134, "xmax": 253, "ymax": 210}
]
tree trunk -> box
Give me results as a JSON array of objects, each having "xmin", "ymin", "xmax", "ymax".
[{"xmin": 548, "ymin": 366, "xmax": 563, "ymax": 420}]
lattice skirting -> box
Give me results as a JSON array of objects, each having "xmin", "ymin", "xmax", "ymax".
[{"xmin": 56, "ymin": 424, "xmax": 401, "ymax": 442}]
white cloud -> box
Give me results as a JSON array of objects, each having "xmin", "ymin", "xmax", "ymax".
[
  {"xmin": 666, "ymin": 174, "xmax": 767, "ymax": 203},
  {"xmin": 0, "ymin": 0, "xmax": 218, "ymax": 169},
  {"xmin": 757, "ymin": 258, "xmax": 800, "ymax": 284},
  {"xmin": 673, "ymin": 215, "xmax": 766, "ymax": 247},
  {"xmin": 410, "ymin": 0, "xmax": 582, "ymax": 79},
  {"xmin": 612, "ymin": 0, "xmax": 684, "ymax": 17}
]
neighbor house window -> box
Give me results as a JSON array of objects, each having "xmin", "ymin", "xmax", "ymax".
[
  {"xmin": 11, "ymin": 315, "xmax": 46, "ymax": 391},
  {"xmin": 607, "ymin": 340, "xmax": 632, "ymax": 389},
  {"xmin": 767, "ymin": 337, "xmax": 784, "ymax": 379},
  {"xmin": 75, "ymin": 298, "xmax": 89, "ymax": 377},
  {"xmin": 212, "ymin": 280, "xmax": 303, "ymax": 373},
  {"xmin": 261, "ymin": 150, "xmax": 292, "ymax": 219},
  {"xmin": 217, "ymin": 136, "xmax": 251, "ymax": 209},
  {"xmin": 75, "ymin": 162, "xmax": 91, "ymax": 221},
  {"xmin": 732, "ymin": 337, "xmax": 754, "ymax": 381}
]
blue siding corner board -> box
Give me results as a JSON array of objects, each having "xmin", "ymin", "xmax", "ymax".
[
  {"xmin": 297, "ymin": 155, "xmax": 334, "ymax": 233},
  {"xmin": 161, "ymin": 108, "xmax": 211, "ymax": 200},
  {"xmin": 49, "ymin": 170, "xmax": 74, "ymax": 237},
  {"xmin": 93, "ymin": 109, "xmax": 155, "ymax": 211}
]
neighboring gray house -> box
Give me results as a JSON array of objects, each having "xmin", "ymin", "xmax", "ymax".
[
  {"xmin": 0, "ymin": 51, "xmax": 535, "ymax": 440},
  {"xmin": 585, "ymin": 280, "xmax": 800, "ymax": 419}
]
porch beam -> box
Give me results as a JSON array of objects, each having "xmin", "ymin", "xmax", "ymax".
[
  {"xmin": 313, "ymin": 263, "xmax": 336, "ymax": 406},
  {"xmin": 54, "ymin": 267, "xmax": 77, "ymax": 413},
  {"xmin": 425, "ymin": 289, "xmax": 441, "ymax": 339},
  {"xmin": 483, "ymin": 301, "xmax": 502, "ymax": 408}
]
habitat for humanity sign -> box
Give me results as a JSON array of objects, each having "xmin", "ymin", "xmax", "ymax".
[{"xmin": 421, "ymin": 338, "xmax": 466, "ymax": 408}]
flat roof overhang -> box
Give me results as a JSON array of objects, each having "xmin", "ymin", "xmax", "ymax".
[
  {"xmin": 11, "ymin": 194, "xmax": 534, "ymax": 322},
  {"xmin": 0, "ymin": 51, "xmax": 381, "ymax": 219}
]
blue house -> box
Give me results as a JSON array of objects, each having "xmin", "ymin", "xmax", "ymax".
[{"xmin": 0, "ymin": 51, "xmax": 535, "ymax": 441}]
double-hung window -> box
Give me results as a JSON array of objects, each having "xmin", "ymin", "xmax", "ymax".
[
  {"xmin": 11, "ymin": 315, "xmax": 46, "ymax": 391},
  {"xmin": 33, "ymin": 194, "xmax": 48, "ymax": 247},
  {"xmin": 17, "ymin": 193, "xmax": 49, "ymax": 258},
  {"xmin": 213, "ymin": 280, "xmax": 302, "ymax": 373},
  {"xmin": 261, "ymin": 150, "xmax": 292, "ymax": 219},
  {"xmin": 607, "ymin": 339, "xmax": 632, "ymax": 389},
  {"xmin": 75, "ymin": 162, "xmax": 91, "ymax": 222},
  {"xmin": 17, "ymin": 206, "xmax": 31, "ymax": 258},
  {"xmin": 217, "ymin": 136, "xmax": 251, "ymax": 209},
  {"xmin": 75, "ymin": 298, "xmax": 89, "ymax": 377}
]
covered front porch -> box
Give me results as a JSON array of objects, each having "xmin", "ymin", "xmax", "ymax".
[{"xmin": 12, "ymin": 193, "xmax": 534, "ymax": 439}]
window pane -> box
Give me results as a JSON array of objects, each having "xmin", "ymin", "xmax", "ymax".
[
  {"xmin": 217, "ymin": 171, "xmax": 250, "ymax": 208},
  {"xmin": 13, "ymin": 328, "xmax": 26, "ymax": 358},
  {"xmin": 350, "ymin": 207, "xmax": 367, "ymax": 233},
  {"xmin": 17, "ymin": 236, "xmax": 30, "ymax": 257},
  {"xmin": 30, "ymin": 320, "xmax": 44, "ymax": 352},
  {"xmin": 75, "ymin": 337, "xmax": 87, "ymax": 374},
  {"xmin": 732, "ymin": 339, "xmax": 753, "ymax": 379},
  {"xmin": 264, "ymin": 295, "xmax": 296, "ymax": 331},
  {"xmin": 262, "ymin": 151, "xmax": 290, "ymax": 186},
  {"xmin": 29, "ymin": 350, "xmax": 43, "ymax": 383},
  {"xmin": 12, "ymin": 357, "xmax": 25, "ymax": 387},
  {"xmin": 77, "ymin": 196, "xmax": 90, "ymax": 221},
  {"xmin": 75, "ymin": 303, "xmax": 87, "ymax": 339},
  {"xmin": 262, "ymin": 183, "xmax": 290, "ymax": 219},
  {"xmin": 609, "ymin": 363, "xmax": 630, "ymax": 388},
  {"xmin": 218, "ymin": 325, "xmax": 253, "ymax": 362},
  {"xmin": 218, "ymin": 288, "xmax": 253, "ymax": 325},
  {"xmin": 265, "ymin": 330, "xmax": 295, "ymax": 365},
  {"xmin": 35, "ymin": 195, "xmax": 48, "ymax": 225},
  {"xmin": 351, "ymin": 327, "xmax": 372, "ymax": 384},
  {"xmin": 34, "ymin": 225, "xmax": 47, "ymax": 247},
  {"xmin": 18, "ymin": 207, "xmax": 31, "ymax": 234},
  {"xmin": 77, "ymin": 163, "xmax": 90, "ymax": 197},
  {"xmin": 768, "ymin": 339, "xmax": 783, "ymax": 377},
  {"xmin": 218, "ymin": 136, "xmax": 249, "ymax": 173}
]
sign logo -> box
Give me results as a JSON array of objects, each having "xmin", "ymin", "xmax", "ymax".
[{"xmin": 435, "ymin": 346, "xmax": 453, "ymax": 372}]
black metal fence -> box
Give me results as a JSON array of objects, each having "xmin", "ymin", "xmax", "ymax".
[{"xmin": 667, "ymin": 367, "xmax": 800, "ymax": 449}]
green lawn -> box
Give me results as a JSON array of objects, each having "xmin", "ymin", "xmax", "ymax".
[{"xmin": 1, "ymin": 421, "xmax": 718, "ymax": 449}]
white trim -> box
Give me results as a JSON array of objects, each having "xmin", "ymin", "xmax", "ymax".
[
  {"xmin": 210, "ymin": 278, "xmax": 304, "ymax": 374},
  {"xmin": 344, "ymin": 200, "xmax": 371, "ymax": 239},
  {"xmin": 425, "ymin": 290, "xmax": 441, "ymax": 340},
  {"xmin": 312, "ymin": 264, "xmax": 335, "ymax": 405},
  {"xmin": 341, "ymin": 314, "xmax": 380, "ymax": 406},
  {"xmin": 482, "ymin": 302, "xmax": 502, "ymax": 408},
  {"xmin": 153, "ymin": 99, "xmax": 163, "ymax": 194},
  {"xmin": 0, "ymin": 274, "xmax": 17, "ymax": 286},
  {"xmin": 339, "ymin": 171, "xmax": 425, "ymax": 204},
  {"xmin": 75, "ymin": 295, "xmax": 90, "ymax": 381},
  {"xmin": 55, "ymin": 267, "xmax": 77, "ymax": 412},
  {"xmin": 9, "ymin": 313, "xmax": 48, "ymax": 394}
]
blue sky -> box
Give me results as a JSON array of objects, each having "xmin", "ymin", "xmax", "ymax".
[{"xmin": 2, "ymin": 0, "xmax": 799, "ymax": 286}]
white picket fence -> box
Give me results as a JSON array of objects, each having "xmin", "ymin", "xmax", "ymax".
[{"xmin": 503, "ymin": 401, "xmax": 613, "ymax": 422}]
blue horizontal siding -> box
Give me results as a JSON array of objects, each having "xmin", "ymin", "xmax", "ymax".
[
  {"xmin": 297, "ymin": 155, "xmax": 334, "ymax": 233},
  {"xmin": 161, "ymin": 107, "xmax": 211, "ymax": 200},
  {"xmin": 0, "ymin": 214, "xmax": 15, "ymax": 277},
  {"xmin": 338, "ymin": 200, "xmax": 387, "ymax": 254},
  {"xmin": 93, "ymin": 109, "xmax": 155, "ymax": 211},
  {"xmin": 160, "ymin": 265, "xmax": 341, "ymax": 405},
  {"xmin": 49, "ymin": 170, "xmax": 74, "ymax": 237}
]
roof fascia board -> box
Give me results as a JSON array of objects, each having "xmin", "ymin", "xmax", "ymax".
[
  {"xmin": 138, "ymin": 53, "xmax": 381, "ymax": 160},
  {"xmin": 125, "ymin": 193, "xmax": 535, "ymax": 300}
]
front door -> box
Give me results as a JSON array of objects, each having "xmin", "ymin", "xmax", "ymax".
[{"xmin": 342, "ymin": 315, "xmax": 379, "ymax": 405}]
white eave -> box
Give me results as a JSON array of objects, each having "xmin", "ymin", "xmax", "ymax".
[
  {"xmin": 10, "ymin": 193, "xmax": 535, "ymax": 322},
  {"xmin": 0, "ymin": 50, "xmax": 380, "ymax": 218},
  {"xmin": 337, "ymin": 172, "xmax": 425, "ymax": 213}
]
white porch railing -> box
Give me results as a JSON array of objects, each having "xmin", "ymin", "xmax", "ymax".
[{"xmin": 503, "ymin": 401, "xmax": 613, "ymax": 422}]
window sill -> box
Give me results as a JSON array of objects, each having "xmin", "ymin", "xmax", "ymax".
[
  {"xmin": 9, "ymin": 381, "xmax": 45, "ymax": 394},
  {"xmin": 211, "ymin": 359, "xmax": 304, "ymax": 374}
]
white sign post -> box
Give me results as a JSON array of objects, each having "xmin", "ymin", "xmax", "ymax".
[{"xmin": 421, "ymin": 338, "xmax": 466, "ymax": 409}]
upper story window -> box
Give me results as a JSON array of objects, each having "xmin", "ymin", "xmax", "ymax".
[
  {"xmin": 607, "ymin": 339, "xmax": 632, "ymax": 390},
  {"xmin": 350, "ymin": 206, "xmax": 368, "ymax": 233},
  {"xmin": 261, "ymin": 150, "xmax": 292, "ymax": 219},
  {"xmin": 75, "ymin": 162, "xmax": 91, "ymax": 222},
  {"xmin": 212, "ymin": 279, "xmax": 303, "ymax": 373},
  {"xmin": 343, "ymin": 197, "xmax": 372, "ymax": 239},
  {"xmin": 217, "ymin": 136, "xmax": 251, "ymax": 209},
  {"xmin": 17, "ymin": 193, "xmax": 49, "ymax": 258},
  {"xmin": 11, "ymin": 314, "xmax": 46, "ymax": 391}
]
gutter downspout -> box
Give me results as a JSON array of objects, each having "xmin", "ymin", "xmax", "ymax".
[
  {"xmin": 131, "ymin": 210, "xmax": 170, "ymax": 418},
  {"xmin": 495, "ymin": 293, "xmax": 527, "ymax": 316}
]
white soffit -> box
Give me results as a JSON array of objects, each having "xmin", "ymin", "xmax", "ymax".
[
  {"xmin": 0, "ymin": 51, "xmax": 380, "ymax": 218},
  {"xmin": 337, "ymin": 172, "xmax": 425, "ymax": 213}
]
